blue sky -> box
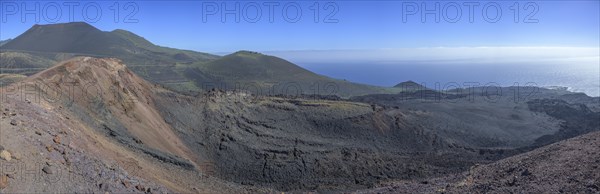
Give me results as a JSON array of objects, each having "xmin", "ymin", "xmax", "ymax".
[{"xmin": 1, "ymin": 1, "xmax": 598, "ymax": 52}]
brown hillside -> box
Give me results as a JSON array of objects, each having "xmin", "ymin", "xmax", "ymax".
[{"xmin": 26, "ymin": 57, "xmax": 197, "ymax": 164}]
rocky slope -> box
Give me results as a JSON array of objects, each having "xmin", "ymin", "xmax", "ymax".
[
  {"xmin": 0, "ymin": 93, "xmax": 175, "ymax": 193},
  {"xmin": 357, "ymin": 131, "xmax": 600, "ymax": 193},
  {"xmin": 27, "ymin": 57, "xmax": 196, "ymax": 164},
  {"xmin": 1, "ymin": 57, "xmax": 597, "ymax": 193},
  {"xmin": 0, "ymin": 57, "xmax": 271, "ymax": 193},
  {"xmin": 0, "ymin": 57, "xmax": 485, "ymax": 192},
  {"xmin": 352, "ymin": 86, "xmax": 599, "ymax": 149},
  {"xmin": 153, "ymin": 89, "xmax": 488, "ymax": 191}
]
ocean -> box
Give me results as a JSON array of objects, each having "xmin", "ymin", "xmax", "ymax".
[{"xmin": 299, "ymin": 59, "xmax": 600, "ymax": 97}]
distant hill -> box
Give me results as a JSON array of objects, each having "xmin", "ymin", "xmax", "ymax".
[
  {"xmin": 2, "ymin": 22, "xmax": 216, "ymax": 60},
  {"xmin": 393, "ymin": 80, "xmax": 425, "ymax": 89},
  {"xmin": 0, "ymin": 22, "xmax": 398, "ymax": 97},
  {"xmin": 0, "ymin": 22, "xmax": 218, "ymax": 92},
  {"xmin": 393, "ymin": 80, "xmax": 432, "ymax": 93},
  {"xmin": 195, "ymin": 51, "xmax": 398, "ymax": 97},
  {"xmin": 202, "ymin": 51, "xmax": 321, "ymax": 80},
  {"xmin": 0, "ymin": 39, "xmax": 11, "ymax": 46},
  {"xmin": 3, "ymin": 22, "xmax": 124, "ymax": 55}
]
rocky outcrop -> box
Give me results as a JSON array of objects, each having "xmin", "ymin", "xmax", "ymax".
[
  {"xmin": 527, "ymin": 99, "xmax": 600, "ymax": 146},
  {"xmin": 356, "ymin": 131, "xmax": 600, "ymax": 193}
]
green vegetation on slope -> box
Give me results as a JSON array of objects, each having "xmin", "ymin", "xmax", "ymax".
[
  {"xmin": 1, "ymin": 22, "xmax": 401, "ymax": 97},
  {"xmin": 0, "ymin": 51, "xmax": 58, "ymax": 75},
  {"xmin": 0, "ymin": 22, "xmax": 220, "ymax": 93},
  {"xmin": 195, "ymin": 51, "xmax": 400, "ymax": 97}
]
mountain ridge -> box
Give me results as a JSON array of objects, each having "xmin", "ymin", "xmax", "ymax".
[
  {"xmin": 1, "ymin": 22, "xmax": 399, "ymax": 97},
  {"xmin": 0, "ymin": 39, "xmax": 11, "ymax": 46},
  {"xmin": 193, "ymin": 50, "xmax": 399, "ymax": 97},
  {"xmin": 393, "ymin": 80, "xmax": 426, "ymax": 89},
  {"xmin": 0, "ymin": 22, "xmax": 220, "ymax": 92}
]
